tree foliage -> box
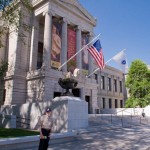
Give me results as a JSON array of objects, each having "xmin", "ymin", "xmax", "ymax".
[
  {"xmin": 125, "ymin": 59, "xmax": 150, "ymax": 108},
  {"xmin": 0, "ymin": 0, "xmax": 32, "ymax": 48},
  {"xmin": 0, "ymin": 60, "xmax": 8, "ymax": 79},
  {"xmin": 0, "ymin": 0, "xmax": 32, "ymax": 77}
]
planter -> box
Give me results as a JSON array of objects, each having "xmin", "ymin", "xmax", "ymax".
[{"xmin": 58, "ymin": 78, "xmax": 78, "ymax": 96}]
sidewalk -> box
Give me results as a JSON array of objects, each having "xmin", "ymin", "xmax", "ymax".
[
  {"xmin": 23, "ymin": 125, "xmax": 150, "ymax": 150},
  {"xmin": 3, "ymin": 114, "xmax": 150, "ymax": 150},
  {"xmin": 0, "ymin": 132, "xmax": 77, "ymax": 150},
  {"xmin": 47, "ymin": 125, "xmax": 150, "ymax": 150}
]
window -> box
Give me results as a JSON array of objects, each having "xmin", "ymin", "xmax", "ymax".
[
  {"xmin": 120, "ymin": 81, "xmax": 123, "ymax": 93},
  {"xmin": 114, "ymin": 79, "xmax": 117, "ymax": 92},
  {"xmin": 120, "ymin": 100, "xmax": 123, "ymax": 108},
  {"xmin": 109, "ymin": 98, "xmax": 112, "ymax": 108},
  {"xmin": 53, "ymin": 92, "xmax": 61, "ymax": 98},
  {"xmin": 102, "ymin": 98, "xmax": 105, "ymax": 108},
  {"xmin": 108, "ymin": 77, "xmax": 111, "ymax": 91},
  {"xmin": 101, "ymin": 76, "xmax": 105, "ymax": 90},
  {"xmin": 115, "ymin": 99, "xmax": 118, "ymax": 108},
  {"xmin": 94, "ymin": 74, "xmax": 98, "ymax": 82}
]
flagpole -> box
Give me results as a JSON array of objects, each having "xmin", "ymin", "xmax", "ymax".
[
  {"xmin": 58, "ymin": 33, "xmax": 101, "ymax": 70},
  {"xmin": 87, "ymin": 49, "xmax": 126, "ymax": 78},
  {"xmin": 87, "ymin": 59, "xmax": 112, "ymax": 78}
]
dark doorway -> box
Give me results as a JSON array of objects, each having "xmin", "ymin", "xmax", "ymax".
[
  {"xmin": 120, "ymin": 100, "xmax": 123, "ymax": 108},
  {"xmin": 109, "ymin": 98, "xmax": 112, "ymax": 108},
  {"xmin": 72, "ymin": 88, "xmax": 80, "ymax": 97},
  {"xmin": 0, "ymin": 89, "xmax": 6, "ymax": 106},
  {"xmin": 37, "ymin": 42, "xmax": 43, "ymax": 69},
  {"xmin": 3, "ymin": 89, "xmax": 6, "ymax": 104},
  {"xmin": 53, "ymin": 92, "xmax": 61, "ymax": 98},
  {"xmin": 102, "ymin": 98, "xmax": 105, "ymax": 108},
  {"xmin": 85, "ymin": 96, "xmax": 91, "ymax": 114},
  {"xmin": 115, "ymin": 99, "xmax": 118, "ymax": 108}
]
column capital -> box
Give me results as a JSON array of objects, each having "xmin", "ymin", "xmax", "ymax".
[
  {"xmin": 75, "ymin": 25, "xmax": 83, "ymax": 31},
  {"xmin": 43, "ymin": 10, "xmax": 55, "ymax": 17},
  {"xmin": 62, "ymin": 17, "xmax": 70, "ymax": 24},
  {"xmin": 89, "ymin": 31, "xmax": 95, "ymax": 37}
]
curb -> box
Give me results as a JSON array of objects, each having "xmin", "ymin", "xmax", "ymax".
[{"xmin": 0, "ymin": 132, "xmax": 77, "ymax": 150}]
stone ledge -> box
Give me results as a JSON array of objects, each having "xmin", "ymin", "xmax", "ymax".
[{"xmin": 0, "ymin": 132, "xmax": 77, "ymax": 150}]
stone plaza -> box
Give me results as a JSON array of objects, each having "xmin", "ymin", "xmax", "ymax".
[{"xmin": 1, "ymin": 113, "xmax": 150, "ymax": 150}]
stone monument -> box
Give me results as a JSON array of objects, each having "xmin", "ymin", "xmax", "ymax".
[{"xmin": 54, "ymin": 71, "xmax": 88, "ymax": 132}]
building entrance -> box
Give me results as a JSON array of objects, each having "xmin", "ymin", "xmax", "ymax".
[
  {"xmin": 85, "ymin": 95, "xmax": 91, "ymax": 114},
  {"xmin": 72, "ymin": 88, "xmax": 80, "ymax": 97},
  {"xmin": 53, "ymin": 92, "xmax": 61, "ymax": 98}
]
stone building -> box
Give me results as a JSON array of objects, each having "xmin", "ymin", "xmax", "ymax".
[{"xmin": 0, "ymin": 0, "xmax": 127, "ymax": 114}]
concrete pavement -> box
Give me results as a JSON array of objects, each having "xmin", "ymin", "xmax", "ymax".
[
  {"xmin": 23, "ymin": 124, "xmax": 150, "ymax": 150},
  {"xmin": 17, "ymin": 115, "xmax": 150, "ymax": 150},
  {"xmin": 47, "ymin": 125, "xmax": 150, "ymax": 150}
]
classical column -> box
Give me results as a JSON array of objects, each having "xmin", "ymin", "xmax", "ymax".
[
  {"xmin": 105, "ymin": 73, "xmax": 108, "ymax": 93},
  {"xmin": 113, "ymin": 76, "xmax": 116, "ymax": 94},
  {"xmin": 29, "ymin": 16, "xmax": 39, "ymax": 71},
  {"xmin": 76, "ymin": 26, "xmax": 84, "ymax": 100},
  {"xmin": 61, "ymin": 18, "xmax": 68, "ymax": 72},
  {"xmin": 97, "ymin": 69, "xmax": 101, "ymax": 94},
  {"xmin": 43, "ymin": 11, "xmax": 53, "ymax": 70},
  {"xmin": 80, "ymin": 87, "xmax": 85, "ymax": 100},
  {"xmin": 117, "ymin": 76, "xmax": 120, "ymax": 95},
  {"xmin": 88, "ymin": 32, "xmax": 94, "ymax": 77},
  {"xmin": 76, "ymin": 26, "xmax": 82, "ymax": 69}
]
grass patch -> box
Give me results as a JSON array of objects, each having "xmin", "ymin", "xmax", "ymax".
[{"xmin": 0, "ymin": 128, "xmax": 39, "ymax": 138}]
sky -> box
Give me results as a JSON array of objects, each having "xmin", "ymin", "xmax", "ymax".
[{"xmin": 79, "ymin": 0, "xmax": 150, "ymax": 70}]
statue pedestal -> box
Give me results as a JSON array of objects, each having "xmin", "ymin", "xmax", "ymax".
[
  {"xmin": 1, "ymin": 96, "xmax": 88, "ymax": 132},
  {"xmin": 52, "ymin": 96, "xmax": 88, "ymax": 132}
]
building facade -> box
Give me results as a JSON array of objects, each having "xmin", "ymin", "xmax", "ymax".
[{"xmin": 0, "ymin": 0, "xmax": 127, "ymax": 114}]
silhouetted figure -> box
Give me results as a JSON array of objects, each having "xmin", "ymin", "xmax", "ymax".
[{"xmin": 141, "ymin": 109, "xmax": 145, "ymax": 118}]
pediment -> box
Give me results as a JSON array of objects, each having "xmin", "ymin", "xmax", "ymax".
[{"xmin": 58, "ymin": 0, "xmax": 96, "ymax": 26}]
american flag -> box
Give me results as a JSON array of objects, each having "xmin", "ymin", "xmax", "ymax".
[{"xmin": 87, "ymin": 40, "xmax": 105, "ymax": 69}]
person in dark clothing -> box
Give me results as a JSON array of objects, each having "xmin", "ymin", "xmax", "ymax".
[
  {"xmin": 38, "ymin": 108, "xmax": 53, "ymax": 150},
  {"xmin": 142, "ymin": 109, "xmax": 145, "ymax": 118}
]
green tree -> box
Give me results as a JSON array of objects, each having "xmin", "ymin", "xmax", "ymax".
[
  {"xmin": 0, "ymin": 0, "xmax": 32, "ymax": 47},
  {"xmin": 0, "ymin": 60, "xmax": 8, "ymax": 79},
  {"xmin": 125, "ymin": 59, "xmax": 150, "ymax": 108},
  {"xmin": 0, "ymin": 0, "xmax": 32, "ymax": 70},
  {"xmin": 0, "ymin": 60, "xmax": 8, "ymax": 105},
  {"xmin": 0, "ymin": 0, "xmax": 32, "ymax": 71}
]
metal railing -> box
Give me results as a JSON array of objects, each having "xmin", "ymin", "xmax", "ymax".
[
  {"xmin": 16, "ymin": 116, "xmax": 30, "ymax": 129},
  {"xmin": 107, "ymin": 109, "xmax": 149, "ymax": 128},
  {"xmin": 0, "ymin": 114, "xmax": 31, "ymax": 129},
  {"xmin": 91, "ymin": 108, "xmax": 150, "ymax": 129}
]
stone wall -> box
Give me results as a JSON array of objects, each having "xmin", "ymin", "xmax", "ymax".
[
  {"xmin": 100, "ymin": 107, "xmax": 150, "ymax": 117},
  {"xmin": 1, "ymin": 96, "xmax": 88, "ymax": 132}
]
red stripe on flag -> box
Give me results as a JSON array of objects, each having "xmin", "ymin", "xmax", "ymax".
[{"xmin": 87, "ymin": 46, "xmax": 105, "ymax": 69}]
